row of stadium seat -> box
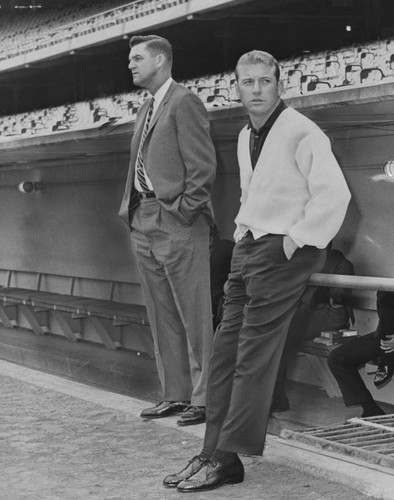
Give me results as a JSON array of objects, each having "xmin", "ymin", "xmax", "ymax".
[
  {"xmin": 0, "ymin": 0, "xmax": 122, "ymax": 56},
  {"xmin": 0, "ymin": 0, "xmax": 188, "ymax": 60},
  {"xmin": 1, "ymin": 42, "xmax": 393, "ymax": 143},
  {"xmin": 281, "ymin": 42, "xmax": 394, "ymax": 95}
]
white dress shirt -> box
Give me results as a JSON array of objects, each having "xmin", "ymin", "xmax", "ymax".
[{"xmin": 134, "ymin": 77, "xmax": 173, "ymax": 192}]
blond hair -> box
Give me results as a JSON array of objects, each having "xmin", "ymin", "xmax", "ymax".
[{"xmin": 235, "ymin": 50, "xmax": 280, "ymax": 81}]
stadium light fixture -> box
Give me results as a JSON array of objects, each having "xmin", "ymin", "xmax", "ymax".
[
  {"xmin": 18, "ymin": 181, "xmax": 42, "ymax": 193},
  {"xmin": 383, "ymin": 160, "xmax": 394, "ymax": 179}
]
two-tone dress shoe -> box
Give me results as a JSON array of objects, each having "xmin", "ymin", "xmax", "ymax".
[
  {"xmin": 163, "ymin": 454, "xmax": 207, "ymax": 488},
  {"xmin": 374, "ymin": 362, "xmax": 394, "ymax": 387},
  {"xmin": 176, "ymin": 457, "xmax": 244, "ymax": 492},
  {"xmin": 177, "ymin": 405, "xmax": 206, "ymax": 426},
  {"xmin": 140, "ymin": 401, "xmax": 189, "ymax": 419}
]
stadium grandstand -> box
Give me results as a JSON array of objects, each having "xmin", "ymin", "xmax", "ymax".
[
  {"xmin": 1, "ymin": 0, "xmax": 394, "ymax": 139},
  {"xmin": 1, "ymin": 0, "xmax": 394, "ymax": 412}
]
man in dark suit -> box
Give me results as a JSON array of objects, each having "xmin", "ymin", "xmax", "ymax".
[
  {"xmin": 119, "ymin": 35, "xmax": 216, "ymax": 425},
  {"xmin": 209, "ymin": 225, "xmax": 235, "ymax": 330}
]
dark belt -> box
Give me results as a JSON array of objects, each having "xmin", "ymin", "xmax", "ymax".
[{"xmin": 138, "ymin": 191, "xmax": 156, "ymax": 199}]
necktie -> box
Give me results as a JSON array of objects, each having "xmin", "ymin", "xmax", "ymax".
[{"xmin": 136, "ymin": 97, "xmax": 154, "ymax": 192}]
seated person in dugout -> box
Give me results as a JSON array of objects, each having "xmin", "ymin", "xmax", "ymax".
[
  {"xmin": 209, "ymin": 225, "xmax": 235, "ymax": 330},
  {"xmin": 272, "ymin": 246, "xmax": 355, "ymax": 412},
  {"xmin": 327, "ymin": 291, "xmax": 394, "ymax": 418}
]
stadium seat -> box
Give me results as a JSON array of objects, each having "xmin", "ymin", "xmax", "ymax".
[
  {"xmin": 324, "ymin": 61, "xmax": 344, "ymax": 87},
  {"xmin": 344, "ymin": 64, "xmax": 363, "ymax": 85},
  {"xmin": 229, "ymin": 79, "xmax": 240, "ymax": 103},
  {"xmin": 307, "ymin": 80, "xmax": 331, "ymax": 92},
  {"xmin": 360, "ymin": 67, "xmax": 384, "ymax": 84},
  {"xmin": 206, "ymin": 93, "xmax": 229, "ymax": 107},
  {"xmin": 360, "ymin": 50, "xmax": 376, "ymax": 68},
  {"xmin": 285, "ymin": 68, "xmax": 303, "ymax": 95}
]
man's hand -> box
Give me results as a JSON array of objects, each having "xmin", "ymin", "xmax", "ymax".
[
  {"xmin": 380, "ymin": 334, "xmax": 394, "ymax": 354},
  {"xmin": 283, "ymin": 235, "xmax": 298, "ymax": 260}
]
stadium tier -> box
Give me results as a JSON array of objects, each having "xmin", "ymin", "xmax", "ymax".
[
  {"xmin": 1, "ymin": 0, "xmax": 394, "ymax": 141},
  {"xmin": 0, "ymin": 0, "xmax": 231, "ymax": 69},
  {"xmin": 1, "ymin": 37, "xmax": 394, "ymax": 141}
]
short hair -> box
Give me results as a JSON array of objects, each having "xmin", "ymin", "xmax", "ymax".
[
  {"xmin": 235, "ymin": 50, "xmax": 280, "ymax": 81},
  {"xmin": 129, "ymin": 35, "xmax": 173, "ymax": 67}
]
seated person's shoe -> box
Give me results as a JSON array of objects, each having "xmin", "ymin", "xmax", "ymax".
[
  {"xmin": 177, "ymin": 457, "xmax": 244, "ymax": 492},
  {"xmin": 177, "ymin": 405, "xmax": 206, "ymax": 426},
  {"xmin": 373, "ymin": 362, "xmax": 394, "ymax": 388},
  {"xmin": 163, "ymin": 454, "xmax": 207, "ymax": 488},
  {"xmin": 140, "ymin": 401, "xmax": 189, "ymax": 419}
]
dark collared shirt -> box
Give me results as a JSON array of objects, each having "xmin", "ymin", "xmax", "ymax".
[{"xmin": 248, "ymin": 99, "xmax": 286, "ymax": 170}]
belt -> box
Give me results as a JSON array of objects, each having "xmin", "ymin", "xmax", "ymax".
[{"xmin": 137, "ymin": 191, "xmax": 156, "ymax": 199}]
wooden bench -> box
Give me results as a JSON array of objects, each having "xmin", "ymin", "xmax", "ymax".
[
  {"xmin": 0, "ymin": 270, "xmax": 152, "ymax": 355},
  {"xmin": 294, "ymin": 340, "xmax": 342, "ymax": 398}
]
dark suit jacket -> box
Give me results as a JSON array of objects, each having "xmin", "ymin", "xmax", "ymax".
[{"xmin": 119, "ymin": 81, "xmax": 216, "ymax": 227}]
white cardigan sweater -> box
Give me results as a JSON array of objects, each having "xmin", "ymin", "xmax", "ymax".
[{"xmin": 234, "ymin": 107, "xmax": 351, "ymax": 248}]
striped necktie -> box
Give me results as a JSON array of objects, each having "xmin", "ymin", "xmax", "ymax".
[{"xmin": 136, "ymin": 97, "xmax": 155, "ymax": 192}]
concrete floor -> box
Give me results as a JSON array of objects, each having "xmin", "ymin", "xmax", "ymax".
[
  {"xmin": 1, "ymin": 323, "xmax": 393, "ymax": 437},
  {"xmin": 1, "ymin": 359, "xmax": 392, "ymax": 500}
]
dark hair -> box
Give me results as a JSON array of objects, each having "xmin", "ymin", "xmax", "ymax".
[
  {"xmin": 129, "ymin": 35, "xmax": 173, "ymax": 67},
  {"xmin": 235, "ymin": 50, "xmax": 280, "ymax": 82}
]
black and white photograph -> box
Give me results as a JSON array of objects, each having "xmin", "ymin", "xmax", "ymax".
[{"xmin": 0, "ymin": 0, "xmax": 393, "ymax": 498}]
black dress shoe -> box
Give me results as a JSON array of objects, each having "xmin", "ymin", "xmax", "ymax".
[
  {"xmin": 374, "ymin": 362, "xmax": 394, "ymax": 388},
  {"xmin": 163, "ymin": 454, "xmax": 207, "ymax": 488},
  {"xmin": 177, "ymin": 405, "xmax": 206, "ymax": 426},
  {"xmin": 177, "ymin": 457, "xmax": 244, "ymax": 492},
  {"xmin": 140, "ymin": 401, "xmax": 189, "ymax": 419}
]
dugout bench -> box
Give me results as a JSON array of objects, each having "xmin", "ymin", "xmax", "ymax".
[
  {"xmin": 0, "ymin": 269, "xmax": 153, "ymax": 357},
  {"xmin": 1, "ymin": 271, "xmax": 394, "ymax": 398}
]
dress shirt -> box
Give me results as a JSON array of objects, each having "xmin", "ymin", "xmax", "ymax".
[
  {"xmin": 134, "ymin": 77, "xmax": 174, "ymax": 192},
  {"xmin": 248, "ymin": 99, "xmax": 286, "ymax": 169}
]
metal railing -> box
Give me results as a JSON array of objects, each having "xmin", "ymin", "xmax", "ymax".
[{"xmin": 309, "ymin": 273, "xmax": 394, "ymax": 292}]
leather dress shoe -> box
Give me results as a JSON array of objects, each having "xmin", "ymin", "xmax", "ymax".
[
  {"xmin": 163, "ymin": 454, "xmax": 207, "ymax": 488},
  {"xmin": 140, "ymin": 401, "xmax": 189, "ymax": 419},
  {"xmin": 177, "ymin": 405, "xmax": 206, "ymax": 426},
  {"xmin": 177, "ymin": 457, "xmax": 244, "ymax": 492},
  {"xmin": 374, "ymin": 362, "xmax": 394, "ymax": 387}
]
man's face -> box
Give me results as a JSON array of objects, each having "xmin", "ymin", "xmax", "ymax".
[
  {"xmin": 236, "ymin": 62, "xmax": 281, "ymax": 120},
  {"xmin": 128, "ymin": 43, "xmax": 158, "ymax": 88}
]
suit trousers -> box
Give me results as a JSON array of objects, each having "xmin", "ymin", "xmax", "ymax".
[
  {"xmin": 203, "ymin": 233, "xmax": 325, "ymax": 455},
  {"xmin": 327, "ymin": 333, "xmax": 380, "ymax": 406},
  {"xmin": 130, "ymin": 198, "xmax": 213, "ymax": 406}
]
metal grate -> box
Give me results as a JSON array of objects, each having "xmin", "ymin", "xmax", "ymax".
[{"xmin": 282, "ymin": 414, "xmax": 394, "ymax": 469}]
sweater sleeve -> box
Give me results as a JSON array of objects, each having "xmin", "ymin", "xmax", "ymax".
[{"xmin": 290, "ymin": 130, "xmax": 351, "ymax": 248}]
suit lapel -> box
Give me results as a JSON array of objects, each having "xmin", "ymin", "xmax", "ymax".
[{"xmin": 147, "ymin": 81, "xmax": 177, "ymax": 135}]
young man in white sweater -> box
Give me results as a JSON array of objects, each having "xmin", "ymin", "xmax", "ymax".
[{"xmin": 163, "ymin": 50, "xmax": 351, "ymax": 493}]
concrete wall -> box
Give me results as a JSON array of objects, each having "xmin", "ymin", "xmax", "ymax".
[{"xmin": 1, "ymin": 94, "xmax": 394, "ymax": 401}]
